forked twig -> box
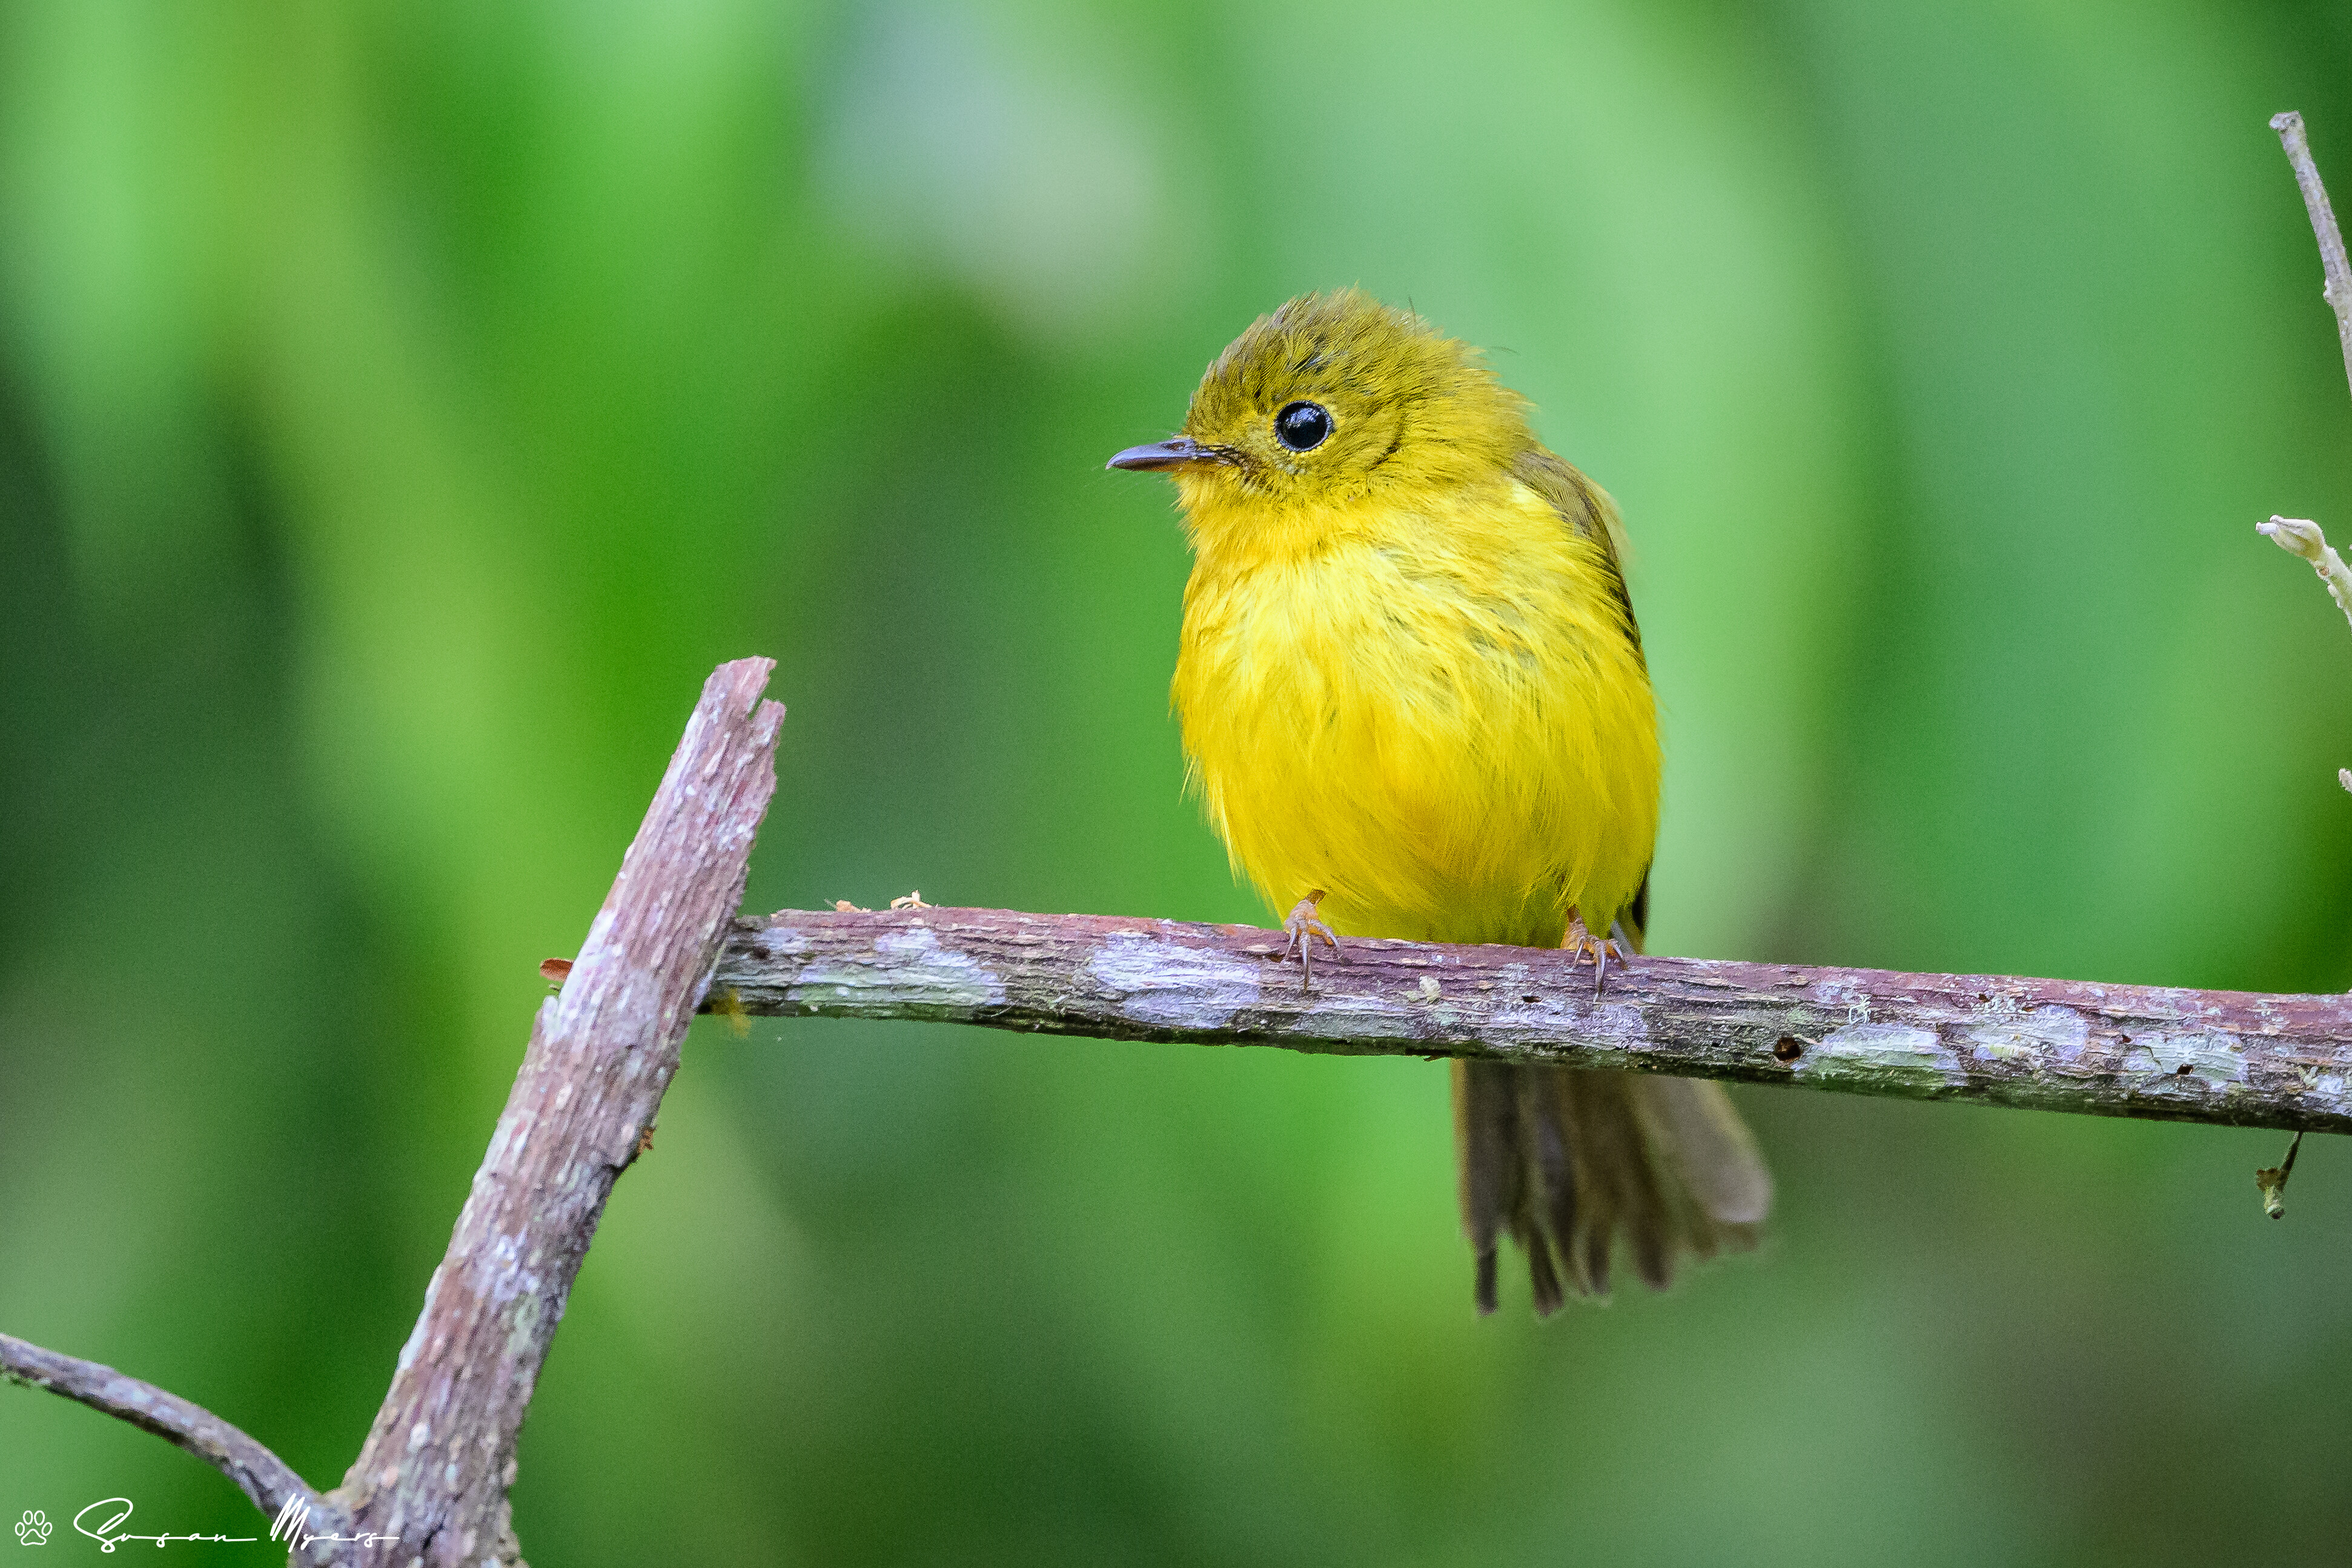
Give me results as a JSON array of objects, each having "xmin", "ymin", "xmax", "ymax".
[{"xmin": 2272, "ymin": 111, "xmax": 2352, "ymax": 406}]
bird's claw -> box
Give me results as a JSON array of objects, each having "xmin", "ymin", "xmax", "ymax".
[
  {"xmin": 1564, "ymin": 911, "xmax": 1629, "ymax": 999},
  {"xmin": 1280, "ymin": 888, "xmax": 1344, "ymax": 991}
]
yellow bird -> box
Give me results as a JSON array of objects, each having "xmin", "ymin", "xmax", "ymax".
[{"xmin": 1109, "ymin": 288, "xmax": 1770, "ymax": 1314}]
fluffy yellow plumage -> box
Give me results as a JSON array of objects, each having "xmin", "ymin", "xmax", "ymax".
[
  {"xmin": 1165, "ymin": 314, "xmax": 1655, "ymax": 950},
  {"xmin": 1111, "ymin": 289, "xmax": 1767, "ymax": 1315}
]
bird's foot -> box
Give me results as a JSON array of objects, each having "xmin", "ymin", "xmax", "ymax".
[
  {"xmin": 1279, "ymin": 888, "xmax": 1344, "ymax": 991},
  {"xmin": 1563, "ymin": 910, "xmax": 1628, "ymax": 998}
]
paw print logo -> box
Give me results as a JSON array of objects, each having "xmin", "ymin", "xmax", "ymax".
[{"xmin": 12, "ymin": 1511, "xmax": 49, "ymax": 1545}]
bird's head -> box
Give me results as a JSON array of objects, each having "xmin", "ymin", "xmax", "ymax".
[{"xmin": 1108, "ymin": 289, "xmax": 1537, "ymax": 545}]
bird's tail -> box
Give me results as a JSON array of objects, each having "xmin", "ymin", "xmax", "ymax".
[{"xmin": 1451, "ymin": 1062, "xmax": 1770, "ymax": 1314}]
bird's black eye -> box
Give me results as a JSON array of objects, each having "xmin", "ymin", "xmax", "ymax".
[{"xmin": 1274, "ymin": 400, "xmax": 1333, "ymax": 452}]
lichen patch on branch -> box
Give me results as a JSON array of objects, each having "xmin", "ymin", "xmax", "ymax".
[{"xmin": 1086, "ymin": 930, "xmax": 1265, "ymax": 1028}]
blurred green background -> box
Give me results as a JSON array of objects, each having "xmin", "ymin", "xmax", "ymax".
[{"xmin": 7, "ymin": 0, "xmax": 2352, "ymax": 1562}]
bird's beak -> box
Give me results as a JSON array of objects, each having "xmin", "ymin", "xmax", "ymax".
[{"xmin": 1105, "ymin": 437, "xmax": 1220, "ymax": 472}]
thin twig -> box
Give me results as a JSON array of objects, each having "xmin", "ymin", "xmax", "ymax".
[
  {"xmin": 715, "ymin": 906, "xmax": 2352, "ymax": 1135},
  {"xmin": 2256, "ymin": 1130, "xmax": 2305, "ymax": 1218},
  {"xmin": 2272, "ymin": 111, "xmax": 2352, "ymax": 407},
  {"xmin": 2257, "ymin": 515, "xmax": 2352, "ymax": 632},
  {"xmin": 0, "ymin": 1331, "xmax": 328, "ymax": 1525}
]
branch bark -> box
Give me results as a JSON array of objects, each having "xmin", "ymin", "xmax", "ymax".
[
  {"xmin": 318, "ymin": 659, "xmax": 783, "ymax": 1566},
  {"xmin": 2273, "ymin": 110, "xmax": 2352, "ymax": 406},
  {"xmin": 716, "ymin": 907, "xmax": 2352, "ymax": 1135},
  {"xmin": 2, "ymin": 659, "xmax": 784, "ymax": 1567},
  {"xmin": 0, "ymin": 1332, "xmax": 323, "ymax": 1524}
]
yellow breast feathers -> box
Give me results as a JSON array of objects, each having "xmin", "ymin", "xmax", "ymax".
[{"xmin": 1114, "ymin": 288, "xmax": 1657, "ymax": 950}]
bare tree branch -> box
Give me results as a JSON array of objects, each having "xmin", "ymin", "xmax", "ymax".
[
  {"xmin": 0, "ymin": 661, "xmax": 783, "ymax": 1566},
  {"xmin": 313, "ymin": 658, "xmax": 784, "ymax": 1567},
  {"xmin": 13, "ymin": 648, "xmax": 2344, "ymax": 1563},
  {"xmin": 715, "ymin": 907, "xmax": 2352, "ymax": 1135},
  {"xmin": 2273, "ymin": 110, "xmax": 2352, "ymax": 407},
  {"xmin": 0, "ymin": 1331, "xmax": 328, "ymax": 1525}
]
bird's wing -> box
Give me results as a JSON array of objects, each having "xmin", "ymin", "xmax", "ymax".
[
  {"xmin": 1514, "ymin": 445, "xmax": 1651, "ymax": 944},
  {"xmin": 1511, "ymin": 446, "xmax": 1642, "ymax": 663}
]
